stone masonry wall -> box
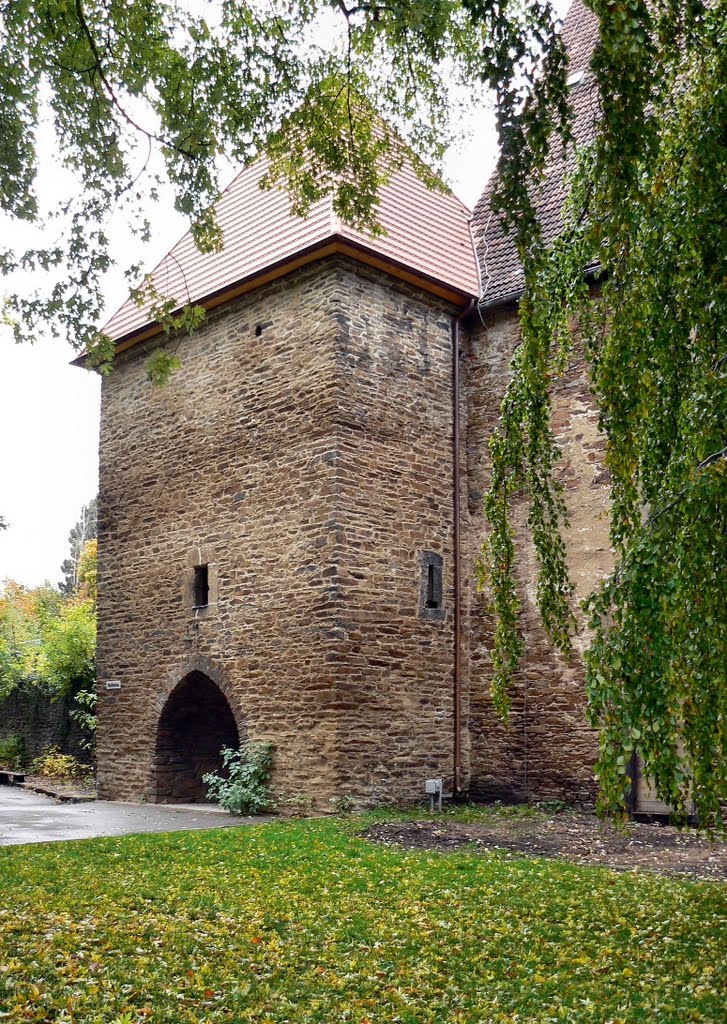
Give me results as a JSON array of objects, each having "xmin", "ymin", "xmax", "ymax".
[
  {"xmin": 96, "ymin": 257, "xmax": 460, "ymax": 807},
  {"xmin": 97, "ymin": 261, "xmax": 347, "ymax": 804},
  {"xmin": 326, "ymin": 263, "xmax": 461, "ymax": 803},
  {"xmin": 97, "ymin": 252, "xmax": 613, "ymax": 809},
  {"xmin": 0, "ymin": 686, "xmax": 86, "ymax": 765},
  {"xmin": 463, "ymin": 302, "xmax": 612, "ymax": 807}
]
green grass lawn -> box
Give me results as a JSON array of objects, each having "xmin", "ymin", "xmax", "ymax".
[{"xmin": 1, "ymin": 814, "xmax": 724, "ymax": 1023}]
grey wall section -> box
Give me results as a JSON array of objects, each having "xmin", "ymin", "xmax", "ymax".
[{"xmin": 0, "ymin": 686, "xmax": 86, "ymax": 764}]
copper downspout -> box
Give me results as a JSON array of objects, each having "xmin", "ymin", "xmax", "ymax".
[{"xmin": 452, "ymin": 298, "xmax": 477, "ymax": 795}]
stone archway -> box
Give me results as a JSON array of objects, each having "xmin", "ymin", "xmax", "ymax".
[{"xmin": 152, "ymin": 671, "xmax": 239, "ymax": 802}]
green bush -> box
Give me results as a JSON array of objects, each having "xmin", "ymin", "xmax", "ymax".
[
  {"xmin": 69, "ymin": 683, "xmax": 97, "ymax": 754},
  {"xmin": 537, "ymin": 798, "xmax": 570, "ymax": 814},
  {"xmin": 203, "ymin": 742, "xmax": 274, "ymax": 815},
  {"xmin": 329, "ymin": 795, "xmax": 356, "ymax": 816},
  {"xmin": 29, "ymin": 746, "xmax": 92, "ymax": 781},
  {"xmin": 0, "ymin": 734, "xmax": 25, "ymax": 770}
]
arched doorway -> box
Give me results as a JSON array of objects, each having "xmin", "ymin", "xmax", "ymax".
[{"xmin": 152, "ymin": 671, "xmax": 239, "ymax": 802}]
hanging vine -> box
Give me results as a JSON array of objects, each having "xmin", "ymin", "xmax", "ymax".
[{"xmin": 479, "ymin": 1, "xmax": 727, "ymax": 823}]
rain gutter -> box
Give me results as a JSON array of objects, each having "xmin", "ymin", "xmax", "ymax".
[{"xmin": 478, "ymin": 261, "xmax": 603, "ymax": 312}]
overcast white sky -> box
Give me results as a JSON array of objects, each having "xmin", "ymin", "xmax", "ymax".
[{"xmin": 0, "ymin": 88, "xmax": 498, "ymax": 589}]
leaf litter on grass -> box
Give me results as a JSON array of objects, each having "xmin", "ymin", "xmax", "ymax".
[{"xmin": 0, "ymin": 817, "xmax": 724, "ymax": 1023}]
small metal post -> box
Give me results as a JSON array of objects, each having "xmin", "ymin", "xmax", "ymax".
[{"xmin": 425, "ymin": 778, "xmax": 444, "ymax": 813}]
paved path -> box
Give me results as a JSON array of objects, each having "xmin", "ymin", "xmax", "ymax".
[{"xmin": 0, "ymin": 786, "xmax": 265, "ymax": 846}]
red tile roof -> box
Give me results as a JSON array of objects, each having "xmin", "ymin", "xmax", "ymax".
[
  {"xmin": 472, "ymin": 0, "xmax": 600, "ymax": 306},
  {"xmin": 102, "ymin": 155, "xmax": 480, "ymax": 346}
]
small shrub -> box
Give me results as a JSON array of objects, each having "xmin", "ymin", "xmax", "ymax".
[
  {"xmin": 537, "ymin": 799, "xmax": 570, "ymax": 814},
  {"xmin": 29, "ymin": 747, "xmax": 92, "ymax": 781},
  {"xmin": 0, "ymin": 734, "xmax": 25, "ymax": 770},
  {"xmin": 69, "ymin": 684, "xmax": 97, "ymax": 754},
  {"xmin": 329, "ymin": 795, "xmax": 356, "ymax": 816},
  {"xmin": 203, "ymin": 742, "xmax": 274, "ymax": 815},
  {"xmin": 275, "ymin": 792, "xmax": 315, "ymax": 817}
]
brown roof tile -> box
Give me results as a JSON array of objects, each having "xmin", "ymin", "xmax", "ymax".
[
  {"xmin": 102, "ymin": 155, "xmax": 480, "ymax": 345},
  {"xmin": 472, "ymin": 0, "xmax": 601, "ymax": 306}
]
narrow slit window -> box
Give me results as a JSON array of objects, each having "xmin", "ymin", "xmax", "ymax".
[
  {"xmin": 420, "ymin": 551, "xmax": 444, "ymax": 620},
  {"xmin": 193, "ymin": 565, "xmax": 209, "ymax": 608},
  {"xmin": 426, "ymin": 564, "xmax": 439, "ymax": 608}
]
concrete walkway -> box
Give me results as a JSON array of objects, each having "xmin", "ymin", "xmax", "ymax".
[{"xmin": 0, "ymin": 786, "xmax": 265, "ymax": 846}]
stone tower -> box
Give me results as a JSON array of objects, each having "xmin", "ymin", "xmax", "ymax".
[
  {"xmin": 88, "ymin": 1, "xmax": 620, "ymax": 812},
  {"xmin": 91, "ymin": 156, "xmax": 481, "ymax": 806}
]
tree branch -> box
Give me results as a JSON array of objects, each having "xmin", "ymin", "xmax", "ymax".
[
  {"xmin": 646, "ymin": 444, "xmax": 727, "ymax": 528},
  {"xmin": 73, "ymin": 0, "xmax": 199, "ymax": 159}
]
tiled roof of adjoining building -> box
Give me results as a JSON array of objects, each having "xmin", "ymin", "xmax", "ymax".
[
  {"xmin": 471, "ymin": 0, "xmax": 601, "ymax": 307},
  {"xmin": 102, "ymin": 155, "xmax": 480, "ymax": 348}
]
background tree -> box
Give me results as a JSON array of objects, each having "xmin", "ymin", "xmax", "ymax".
[
  {"xmin": 56, "ymin": 505, "xmax": 99, "ymax": 750},
  {"xmin": 0, "ymin": 569, "xmax": 97, "ymax": 753},
  {"xmin": 1, "ymin": 1, "xmax": 724, "ymax": 818},
  {"xmin": 76, "ymin": 538, "xmax": 98, "ymax": 606},
  {"xmin": 39, "ymin": 579, "xmax": 97, "ymax": 753},
  {"xmin": 59, "ymin": 498, "xmax": 97, "ymax": 595},
  {"xmin": 65, "ymin": 537, "xmax": 98, "ymax": 751},
  {"xmin": 1, "ymin": 501, "xmax": 99, "ymax": 753},
  {"xmin": 0, "ymin": 581, "xmax": 62, "ymax": 700}
]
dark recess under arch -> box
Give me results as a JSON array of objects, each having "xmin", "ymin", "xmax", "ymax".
[{"xmin": 152, "ymin": 671, "xmax": 239, "ymax": 802}]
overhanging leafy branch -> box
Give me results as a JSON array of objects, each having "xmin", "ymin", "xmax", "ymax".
[{"xmin": 479, "ymin": 0, "xmax": 726, "ymax": 823}]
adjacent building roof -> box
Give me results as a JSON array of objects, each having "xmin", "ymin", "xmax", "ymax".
[
  {"xmin": 471, "ymin": 0, "xmax": 600, "ymax": 307},
  {"xmin": 102, "ymin": 155, "xmax": 480, "ymax": 348}
]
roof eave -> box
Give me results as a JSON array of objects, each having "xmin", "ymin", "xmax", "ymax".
[
  {"xmin": 478, "ymin": 286, "xmax": 524, "ymax": 311},
  {"xmin": 477, "ymin": 260, "xmax": 603, "ymax": 313},
  {"xmin": 73, "ymin": 235, "xmax": 478, "ymax": 368}
]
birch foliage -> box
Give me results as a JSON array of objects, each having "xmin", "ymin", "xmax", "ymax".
[{"xmin": 480, "ymin": 1, "xmax": 727, "ymax": 822}]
